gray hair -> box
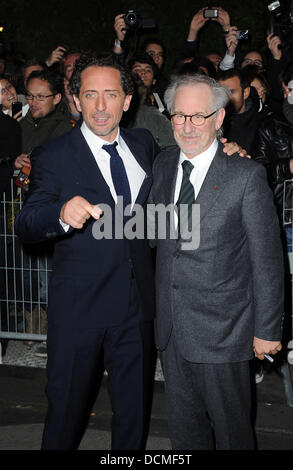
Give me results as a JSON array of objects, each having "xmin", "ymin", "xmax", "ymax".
[{"xmin": 164, "ymin": 73, "xmax": 229, "ymax": 137}]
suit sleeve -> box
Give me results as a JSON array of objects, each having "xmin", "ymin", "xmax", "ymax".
[
  {"xmin": 15, "ymin": 145, "xmax": 72, "ymax": 244},
  {"xmin": 242, "ymin": 163, "xmax": 284, "ymax": 341}
]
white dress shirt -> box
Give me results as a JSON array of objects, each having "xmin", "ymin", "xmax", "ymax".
[
  {"xmin": 60, "ymin": 122, "xmax": 146, "ymax": 230},
  {"xmin": 174, "ymin": 139, "xmax": 218, "ymax": 225},
  {"xmin": 81, "ymin": 122, "xmax": 146, "ymax": 208}
]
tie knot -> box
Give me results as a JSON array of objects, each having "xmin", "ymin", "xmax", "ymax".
[
  {"xmin": 102, "ymin": 142, "xmax": 118, "ymax": 157},
  {"xmin": 182, "ymin": 160, "xmax": 194, "ymax": 176}
]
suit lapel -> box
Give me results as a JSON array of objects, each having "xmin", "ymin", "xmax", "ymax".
[
  {"xmin": 195, "ymin": 144, "xmax": 229, "ymax": 222},
  {"xmin": 163, "ymin": 147, "xmax": 181, "ymax": 205},
  {"xmin": 120, "ymin": 128, "xmax": 153, "ymax": 207},
  {"xmin": 70, "ymin": 126, "xmax": 116, "ymax": 207}
]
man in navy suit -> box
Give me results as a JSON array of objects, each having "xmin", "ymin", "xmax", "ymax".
[{"xmin": 15, "ymin": 53, "xmax": 160, "ymax": 450}]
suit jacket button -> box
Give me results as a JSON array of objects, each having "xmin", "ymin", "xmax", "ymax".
[
  {"xmin": 172, "ymin": 284, "xmax": 178, "ymax": 290},
  {"xmin": 46, "ymin": 232, "xmax": 56, "ymax": 238}
]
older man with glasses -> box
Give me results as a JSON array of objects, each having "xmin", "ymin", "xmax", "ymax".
[{"xmin": 148, "ymin": 73, "xmax": 284, "ymax": 450}]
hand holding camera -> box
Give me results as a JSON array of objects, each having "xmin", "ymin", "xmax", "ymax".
[
  {"xmin": 11, "ymin": 101, "xmax": 23, "ymax": 122},
  {"xmin": 14, "ymin": 154, "xmax": 31, "ymax": 191},
  {"xmin": 223, "ymin": 26, "xmax": 239, "ymax": 56},
  {"xmin": 267, "ymin": 32, "xmax": 282, "ymax": 60},
  {"xmin": 187, "ymin": 7, "xmax": 210, "ymax": 41},
  {"xmin": 114, "ymin": 13, "xmax": 127, "ymax": 43},
  {"xmin": 45, "ymin": 45, "xmax": 68, "ymax": 67},
  {"xmin": 207, "ymin": 6, "xmax": 231, "ymax": 32},
  {"xmin": 14, "ymin": 153, "xmax": 31, "ymax": 170}
]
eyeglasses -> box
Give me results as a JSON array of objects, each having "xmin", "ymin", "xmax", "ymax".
[
  {"xmin": 26, "ymin": 93, "xmax": 55, "ymax": 102},
  {"xmin": 170, "ymin": 110, "xmax": 218, "ymax": 126},
  {"xmin": 0, "ymin": 84, "xmax": 14, "ymax": 95}
]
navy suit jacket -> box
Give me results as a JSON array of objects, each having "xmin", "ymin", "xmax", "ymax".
[{"xmin": 15, "ymin": 125, "xmax": 160, "ymax": 329}]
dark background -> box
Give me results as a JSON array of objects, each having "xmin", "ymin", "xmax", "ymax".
[{"xmin": 0, "ymin": 0, "xmax": 271, "ymax": 72}]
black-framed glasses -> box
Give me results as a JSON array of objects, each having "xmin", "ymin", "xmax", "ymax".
[
  {"xmin": 170, "ymin": 110, "xmax": 218, "ymax": 126},
  {"xmin": 26, "ymin": 93, "xmax": 55, "ymax": 102}
]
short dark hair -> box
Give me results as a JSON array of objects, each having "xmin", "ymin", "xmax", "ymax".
[
  {"xmin": 22, "ymin": 58, "xmax": 47, "ymax": 72},
  {"xmin": 26, "ymin": 69, "xmax": 64, "ymax": 95},
  {"xmin": 141, "ymin": 37, "xmax": 166, "ymax": 57},
  {"xmin": 242, "ymin": 66, "xmax": 270, "ymax": 92},
  {"xmin": 69, "ymin": 52, "xmax": 134, "ymax": 96},
  {"xmin": 128, "ymin": 52, "xmax": 159, "ymax": 80},
  {"xmin": 60, "ymin": 48, "xmax": 82, "ymax": 75},
  {"xmin": 216, "ymin": 68, "xmax": 250, "ymax": 90},
  {"xmin": 241, "ymin": 49, "xmax": 265, "ymax": 68}
]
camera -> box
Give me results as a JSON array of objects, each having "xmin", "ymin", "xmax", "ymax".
[
  {"xmin": 124, "ymin": 10, "xmax": 138, "ymax": 28},
  {"xmin": 267, "ymin": 0, "xmax": 293, "ymax": 50},
  {"xmin": 237, "ymin": 29, "xmax": 249, "ymax": 40},
  {"xmin": 15, "ymin": 165, "xmax": 31, "ymax": 191},
  {"xmin": 11, "ymin": 101, "xmax": 22, "ymax": 117},
  {"xmin": 203, "ymin": 9, "xmax": 219, "ymax": 18},
  {"xmin": 123, "ymin": 10, "xmax": 156, "ymax": 31},
  {"xmin": 268, "ymin": 0, "xmax": 283, "ymax": 17}
]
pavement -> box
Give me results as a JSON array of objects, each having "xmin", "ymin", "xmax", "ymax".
[{"xmin": 1, "ymin": 339, "xmax": 293, "ymax": 457}]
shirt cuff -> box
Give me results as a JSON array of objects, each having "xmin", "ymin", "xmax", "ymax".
[{"xmin": 59, "ymin": 219, "xmax": 70, "ymax": 232}]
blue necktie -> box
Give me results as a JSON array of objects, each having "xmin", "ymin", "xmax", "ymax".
[
  {"xmin": 102, "ymin": 142, "xmax": 131, "ymax": 214},
  {"xmin": 176, "ymin": 160, "xmax": 195, "ymax": 238}
]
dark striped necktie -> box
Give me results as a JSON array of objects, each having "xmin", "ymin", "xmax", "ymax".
[
  {"xmin": 176, "ymin": 160, "xmax": 195, "ymax": 238},
  {"xmin": 102, "ymin": 142, "xmax": 131, "ymax": 214}
]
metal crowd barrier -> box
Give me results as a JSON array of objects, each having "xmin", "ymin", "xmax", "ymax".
[
  {"xmin": 0, "ymin": 176, "xmax": 293, "ymax": 399},
  {"xmin": 0, "ymin": 178, "xmax": 51, "ymax": 354}
]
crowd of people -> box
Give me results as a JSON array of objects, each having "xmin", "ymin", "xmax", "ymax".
[{"xmin": 0, "ymin": 4, "xmax": 292, "ymax": 451}]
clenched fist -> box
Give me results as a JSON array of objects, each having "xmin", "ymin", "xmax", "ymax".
[{"xmin": 60, "ymin": 196, "xmax": 103, "ymax": 229}]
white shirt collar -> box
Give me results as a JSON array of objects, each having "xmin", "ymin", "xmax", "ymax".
[
  {"xmin": 80, "ymin": 121, "xmax": 122, "ymax": 155},
  {"xmin": 178, "ymin": 138, "xmax": 218, "ymax": 170}
]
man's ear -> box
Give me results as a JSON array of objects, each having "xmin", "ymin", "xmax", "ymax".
[
  {"xmin": 244, "ymin": 86, "xmax": 250, "ymax": 101},
  {"xmin": 53, "ymin": 93, "xmax": 62, "ymax": 105},
  {"xmin": 73, "ymin": 95, "xmax": 82, "ymax": 113},
  {"xmin": 123, "ymin": 94, "xmax": 132, "ymax": 112},
  {"xmin": 215, "ymin": 107, "xmax": 226, "ymax": 131}
]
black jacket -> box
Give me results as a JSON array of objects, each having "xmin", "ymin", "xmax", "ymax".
[
  {"xmin": 252, "ymin": 115, "xmax": 293, "ymax": 220},
  {"xmin": 20, "ymin": 102, "xmax": 74, "ymax": 154},
  {"xmin": 0, "ymin": 112, "xmax": 21, "ymax": 195},
  {"xmin": 222, "ymin": 98, "xmax": 263, "ymax": 154}
]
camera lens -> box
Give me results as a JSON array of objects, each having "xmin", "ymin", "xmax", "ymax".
[{"xmin": 127, "ymin": 13, "xmax": 136, "ymax": 24}]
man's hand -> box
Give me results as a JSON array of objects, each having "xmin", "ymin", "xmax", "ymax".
[
  {"xmin": 114, "ymin": 13, "xmax": 127, "ymax": 48},
  {"xmin": 220, "ymin": 138, "xmax": 251, "ymax": 158},
  {"xmin": 13, "ymin": 110, "xmax": 24, "ymax": 122},
  {"xmin": 253, "ymin": 337, "xmax": 282, "ymax": 360},
  {"xmin": 14, "ymin": 153, "xmax": 31, "ymax": 169},
  {"xmin": 211, "ymin": 6, "xmax": 231, "ymax": 31},
  {"xmin": 45, "ymin": 46, "xmax": 67, "ymax": 67},
  {"xmin": 60, "ymin": 196, "xmax": 103, "ymax": 229},
  {"xmin": 267, "ymin": 33, "xmax": 282, "ymax": 61},
  {"xmin": 224, "ymin": 26, "xmax": 239, "ymax": 56},
  {"xmin": 187, "ymin": 7, "xmax": 210, "ymax": 41}
]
